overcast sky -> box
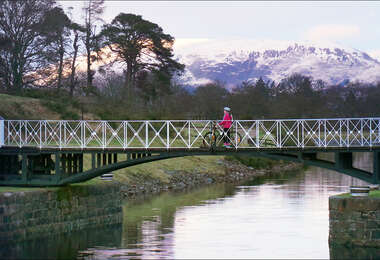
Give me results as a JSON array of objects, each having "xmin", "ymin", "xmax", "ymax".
[{"xmin": 58, "ymin": 1, "xmax": 380, "ymax": 59}]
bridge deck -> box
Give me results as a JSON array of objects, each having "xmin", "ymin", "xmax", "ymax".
[{"xmin": 2, "ymin": 145, "xmax": 380, "ymax": 154}]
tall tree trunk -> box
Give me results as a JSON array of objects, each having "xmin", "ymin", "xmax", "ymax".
[
  {"xmin": 125, "ymin": 60, "xmax": 133, "ymax": 97},
  {"xmin": 57, "ymin": 36, "xmax": 64, "ymax": 92},
  {"xmin": 86, "ymin": 26, "xmax": 92, "ymax": 91},
  {"xmin": 11, "ymin": 43, "xmax": 22, "ymax": 92},
  {"xmin": 69, "ymin": 31, "xmax": 79, "ymax": 97},
  {"xmin": 11, "ymin": 60, "xmax": 22, "ymax": 92}
]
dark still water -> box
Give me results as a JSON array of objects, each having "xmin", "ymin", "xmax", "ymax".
[{"xmin": 3, "ymin": 164, "xmax": 372, "ymax": 259}]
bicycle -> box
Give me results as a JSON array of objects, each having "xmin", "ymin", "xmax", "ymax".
[{"xmin": 202, "ymin": 122, "xmax": 242, "ymax": 148}]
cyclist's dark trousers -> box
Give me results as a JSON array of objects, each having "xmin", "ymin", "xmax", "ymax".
[{"xmin": 223, "ymin": 128, "xmax": 231, "ymax": 144}]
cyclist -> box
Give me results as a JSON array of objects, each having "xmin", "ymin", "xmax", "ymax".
[{"xmin": 219, "ymin": 107, "xmax": 233, "ymax": 147}]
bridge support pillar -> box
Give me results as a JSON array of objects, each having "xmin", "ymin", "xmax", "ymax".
[
  {"xmin": 0, "ymin": 154, "xmax": 21, "ymax": 179},
  {"xmin": 55, "ymin": 153, "xmax": 61, "ymax": 182},
  {"xmin": 67, "ymin": 154, "xmax": 72, "ymax": 174},
  {"xmin": 60, "ymin": 153, "xmax": 83, "ymax": 176},
  {"xmin": 0, "ymin": 152, "xmax": 63, "ymax": 186},
  {"xmin": 90, "ymin": 153, "xmax": 119, "ymax": 169},
  {"xmin": 21, "ymin": 154, "xmax": 27, "ymax": 182},
  {"xmin": 335, "ymin": 152, "xmax": 353, "ymax": 170},
  {"xmin": 113, "ymin": 153, "xmax": 117, "ymax": 163},
  {"xmin": 28, "ymin": 154, "xmax": 55, "ymax": 175},
  {"xmin": 302, "ymin": 152, "xmax": 317, "ymax": 161}
]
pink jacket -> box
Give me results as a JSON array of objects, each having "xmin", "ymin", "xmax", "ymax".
[{"xmin": 219, "ymin": 113, "xmax": 233, "ymax": 128}]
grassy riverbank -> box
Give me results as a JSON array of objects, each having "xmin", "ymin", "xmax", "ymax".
[{"xmin": 337, "ymin": 189, "xmax": 380, "ymax": 198}]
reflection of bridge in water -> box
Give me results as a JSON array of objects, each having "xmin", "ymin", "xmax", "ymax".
[{"xmin": 0, "ymin": 118, "xmax": 379, "ymax": 186}]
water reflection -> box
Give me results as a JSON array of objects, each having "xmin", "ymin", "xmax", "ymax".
[
  {"xmin": 77, "ymin": 165, "xmax": 371, "ymax": 259},
  {"xmin": 76, "ymin": 184, "xmax": 237, "ymax": 259}
]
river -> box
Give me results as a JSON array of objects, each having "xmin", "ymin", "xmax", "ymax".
[{"xmin": 2, "ymin": 154, "xmax": 376, "ymax": 259}]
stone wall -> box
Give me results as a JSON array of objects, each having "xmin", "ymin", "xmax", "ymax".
[
  {"xmin": 0, "ymin": 183, "xmax": 122, "ymax": 244},
  {"xmin": 329, "ymin": 196, "xmax": 380, "ymax": 248}
]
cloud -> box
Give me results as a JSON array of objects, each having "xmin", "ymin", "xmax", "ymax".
[
  {"xmin": 306, "ymin": 24, "xmax": 360, "ymax": 42},
  {"xmin": 174, "ymin": 38, "xmax": 210, "ymax": 48}
]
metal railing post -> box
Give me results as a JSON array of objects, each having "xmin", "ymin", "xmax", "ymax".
[
  {"xmin": 346, "ymin": 119, "xmax": 350, "ymax": 148},
  {"xmin": 19, "ymin": 120, "xmax": 22, "ymax": 148},
  {"xmin": 324, "ymin": 119, "xmax": 327, "ymax": 148},
  {"xmin": 235, "ymin": 120, "xmax": 237, "ymax": 149},
  {"xmin": 145, "ymin": 121, "xmax": 149, "ymax": 148},
  {"xmin": 59, "ymin": 121, "xmax": 62, "ymax": 149},
  {"xmin": 81, "ymin": 121, "xmax": 85, "ymax": 149},
  {"xmin": 370, "ymin": 119, "xmax": 372, "ymax": 147},
  {"xmin": 102, "ymin": 121, "xmax": 106, "ymax": 149},
  {"xmin": 256, "ymin": 120, "xmax": 259, "ymax": 148},
  {"xmin": 361, "ymin": 119, "xmax": 364, "ymax": 146},
  {"xmin": 166, "ymin": 121, "xmax": 170, "ymax": 149},
  {"xmin": 277, "ymin": 120, "xmax": 281, "ymax": 148},
  {"xmin": 123, "ymin": 121, "xmax": 127, "ymax": 149},
  {"xmin": 39, "ymin": 121, "xmax": 42, "ymax": 148},
  {"xmin": 301, "ymin": 120, "xmax": 304, "ymax": 148},
  {"xmin": 339, "ymin": 119, "xmax": 342, "ymax": 147}
]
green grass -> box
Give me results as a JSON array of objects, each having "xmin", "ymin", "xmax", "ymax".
[
  {"xmin": 0, "ymin": 93, "xmax": 98, "ymax": 120},
  {"xmin": 107, "ymin": 155, "xmax": 226, "ymax": 184},
  {"xmin": 40, "ymin": 100, "xmax": 80, "ymax": 120},
  {"xmin": 369, "ymin": 189, "xmax": 380, "ymax": 197},
  {"xmin": 337, "ymin": 189, "xmax": 380, "ymax": 198},
  {"xmin": 0, "ymin": 186, "xmax": 48, "ymax": 193},
  {"xmin": 0, "ymin": 94, "xmax": 59, "ymax": 120}
]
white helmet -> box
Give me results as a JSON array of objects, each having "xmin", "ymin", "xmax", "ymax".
[{"xmin": 224, "ymin": 107, "xmax": 231, "ymax": 112}]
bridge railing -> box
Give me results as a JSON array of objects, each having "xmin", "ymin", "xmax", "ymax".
[{"xmin": 3, "ymin": 118, "xmax": 380, "ymax": 149}]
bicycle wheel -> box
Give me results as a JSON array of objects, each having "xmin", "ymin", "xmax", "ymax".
[
  {"xmin": 202, "ymin": 132, "xmax": 214, "ymax": 147},
  {"xmin": 230, "ymin": 132, "xmax": 243, "ymax": 147}
]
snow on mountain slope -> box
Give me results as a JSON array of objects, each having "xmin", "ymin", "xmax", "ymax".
[{"xmin": 173, "ymin": 39, "xmax": 380, "ymax": 86}]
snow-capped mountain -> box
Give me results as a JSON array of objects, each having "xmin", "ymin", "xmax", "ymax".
[{"xmin": 173, "ymin": 39, "xmax": 380, "ymax": 87}]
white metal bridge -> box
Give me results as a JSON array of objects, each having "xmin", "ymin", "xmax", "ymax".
[
  {"xmin": 0, "ymin": 117, "xmax": 380, "ymax": 186},
  {"xmin": 1, "ymin": 118, "xmax": 380, "ymax": 149}
]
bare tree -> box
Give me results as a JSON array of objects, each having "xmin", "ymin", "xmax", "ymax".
[
  {"xmin": 0, "ymin": 0, "xmax": 55, "ymax": 92},
  {"xmin": 82, "ymin": 0, "xmax": 105, "ymax": 92}
]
